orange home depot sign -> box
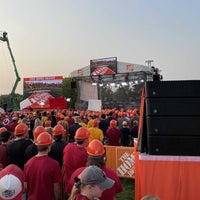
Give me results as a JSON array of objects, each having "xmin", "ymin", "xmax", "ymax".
[{"xmin": 105, "ymin": 146, "xmax": 134, "ymax": 178}]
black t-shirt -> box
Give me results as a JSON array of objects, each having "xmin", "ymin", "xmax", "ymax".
[
  {"xmin": 24, "ymin": 143, "xmax": 38, "ymax": 163},
  {"xmin": 7, "ymin": 139, "xmax": 33, "ymax": 170},
  {"xmin": 49, "ymin": 140, "xmax": 68, "ymax": 169}
]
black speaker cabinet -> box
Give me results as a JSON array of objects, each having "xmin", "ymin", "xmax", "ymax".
[
  {"xmin": 145, "ymin": 80, "xmax": 200, "ymax": 97},
  {"xmin": 71, "ymin": 81, "xmax": 77, "ymax": 88},
  {"xmin": 143, "ymin": 80, "xmax": 200, "ymax": 156},
  {"xmin": 148, "ymin": 135, "xmax": 200, "ymax": 156},
  {"xmin": 147, "ymin": 116, "xmax": 200, "ymax": 136}
]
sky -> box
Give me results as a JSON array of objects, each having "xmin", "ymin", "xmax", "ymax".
[{"xmin": 0, "ymin": 0, "xmax": 200, "ymax": 95}]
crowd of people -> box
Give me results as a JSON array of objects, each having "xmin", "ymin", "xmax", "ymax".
[{"xmin": 0, "ymin": 108, "xmax": 140, "ymax": 200}]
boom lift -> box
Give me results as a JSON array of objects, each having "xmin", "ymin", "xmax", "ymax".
[{"xmin": 0, "ymin": 32, "xmax": 21, "ymax": 110}]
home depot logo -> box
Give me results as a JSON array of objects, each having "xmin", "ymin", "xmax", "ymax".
[{"xmin": 117, "ymin": 151, "xmax": 134, "ymax": 177}]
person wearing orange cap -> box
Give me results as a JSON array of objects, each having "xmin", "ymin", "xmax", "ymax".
[
  {"xmin": 67, "ymin": 139, "xmax": 123, "ymax": 200},
  {"xmin": 63, "ymin": 127, "xmax": 90, "ymax": 198},
  {"xmin": 24, "ymin": 132, "xmax": 62, "ymax": 200},
  {"xmin": 88, "ymin": 119, "xmax": 104, "ymax": 143},
  {"xmin": 44, "ymin": 120, "xmax": 53, "ymax": 135},
  {"xmin": 49, "ymin": 124, "xmax": 68, "ymax": 169},
  {"xmin": 24, "ymin": 125, "xmax": 45, "ymax": 163},
  {"xmin": 7, "ymin": 123, "xmax": 33, "ymax": 170},
  {"xmin": 106, "ymin": 120, "xmax": 121, "ymax": 146}
]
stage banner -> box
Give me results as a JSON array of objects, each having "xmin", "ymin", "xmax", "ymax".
[
  {"xmin": 105, "ymin": 146, "xmax": 134, "ymax": 179},
  {"xmin": 23, "ymin": 76, "xmax": 63, "ymax": 98}
]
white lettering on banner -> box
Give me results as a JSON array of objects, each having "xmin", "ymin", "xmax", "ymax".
[
  {"xmin": 119, "ymin": 152, "xmax": 129, "ymax": 162},
  {"xmin": 117, "ymin": 152, "xmax": 134, "ymax": 177}
]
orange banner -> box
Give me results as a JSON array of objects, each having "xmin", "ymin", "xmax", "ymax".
[{"xmin": 105, "ymin": 146, "xmax": 134, "ymax": 179}]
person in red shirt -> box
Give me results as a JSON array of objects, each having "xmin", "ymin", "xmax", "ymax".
[
  {"xmin": 68, "ymin": 165, "xmax": 114, "ymax": 200},
  {"xmin": 24, "ymin": 132, "xmax": 62, "ymax": 200},
  {"xmin": 106, "ymin": 120, "xmax": 121, "ymax": 146},
  {"xmin": 67, "ymin": 139, "xmax": 123, "ymax": 200},
  {"xmin": 63, "ymin": 127, "xmax": 90, "ymax": 197}
]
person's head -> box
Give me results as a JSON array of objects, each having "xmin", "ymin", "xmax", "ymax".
[
  {"xmin": 14, "ymin": 123, "xmax": 29, "ymax": 138},
  {"xmin": 110, "ymin": 119, "xmax": 117, "ymax": 128},
  {"xmin": 87, "ymin": 139, "xmax": 106, "ymax": 168},
  {"xmin": 92, "ymin": 119, "xmax": 99, "ymax": 127},
  {"xmin": 44, "ymin": 120, "xmax": 51, "ymax": 128},
  {"xmin": 101, "ymin": 114, "xmax": 106, "ymax": 119},
  {"xmin": 74, "ymin": 116, "xmax": 81, "ymax": 123},
  {"xmin": 33, "ymin": 125, "xmax": 45, "ymax": 140},
  {"xmin": 44, "ymin": 127, "xmax": 53, "ymax": 135},
  {"xmin": 0, "ymin": 127, "xmax": 7, "ymax": 134},
  {"xmin": 133, "ymin": 120, "xmax": 138, "ymax": 126},
  {"xmin": 122, "ymin": 121, "xmax": 127, "ymax": 126},
  {"xmin": 0, "ymin": 131, "xmax": 12, "ymax": 143},
  {"xmin": 52, "ymin": 124, "xmax": 65, "ymax": 141},
  {"xmin": 0, "ymin": 164, "xmax": 24, "ymax": 200},
  {"xmin": 57, "ymin": 120, "xmax": 68, "ymax": 130},
  {"xmin": 35, "ymin": 132, "xmax": 53, "ymax": 153},
  {"xmin": 74, "ymin": 127, "xmax": 90, "ymax": 147},
  {"xmin": 69, "ymin": 165, "xmax": 114, "ymax": 200}
]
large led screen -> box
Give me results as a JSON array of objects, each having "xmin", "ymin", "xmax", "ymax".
[
  {"xmin": 23, "ymin": 76, "xmax": 63, "ymax": 98},
  {"xmin": 90, "ymin": 57, "xmax": 117, "ymax": 76}
]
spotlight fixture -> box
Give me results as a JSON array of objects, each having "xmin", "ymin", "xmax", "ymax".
[
  {"xmin": 110, "ymin": 83, "xmax": 115, "ymax": 86},
  {"xmin": 121, "ymin": 82, "xmax": 128, "ymax": 86}
]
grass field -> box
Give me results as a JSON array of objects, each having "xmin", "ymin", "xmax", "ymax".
[{"xmin": 116, "ymin": 178, "xmax": 135, "ymax": 200}]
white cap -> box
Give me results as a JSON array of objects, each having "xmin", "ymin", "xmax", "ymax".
[
  {"xmin": 3, "ymin": 119, "xmax": 10, "ymax": 126},
  {"xmin": 0, "ymin": 164, "xmax": 24, "ymax": 200}
]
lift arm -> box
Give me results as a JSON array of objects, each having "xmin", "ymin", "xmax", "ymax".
[{"xmin": 0, "ymin": 32, "xmax": 21, "ymax": 110}]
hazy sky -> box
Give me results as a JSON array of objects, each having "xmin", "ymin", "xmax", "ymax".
[{"xmin": 0, "ymin": 0, "xmax": 200, "ymax": 95}]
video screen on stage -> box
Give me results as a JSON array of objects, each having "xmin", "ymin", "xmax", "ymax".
[
  {"xmin": 90, "ymin": 57, "xmax": 117, "ymax": 76},
  {"xmin": 23, "ymin": 76, "xmax": 63, "ymax": 98}
]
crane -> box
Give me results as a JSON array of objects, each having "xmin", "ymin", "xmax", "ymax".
[{"xmin": 0, "ymin": 32, "xmax": 21, "ymax": 110}]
